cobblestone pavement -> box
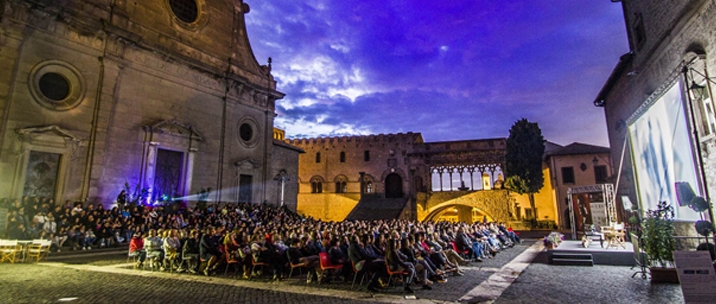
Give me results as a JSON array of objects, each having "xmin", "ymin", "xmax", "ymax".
[
  {"xmin": 0, "ymin": 263, "xmax": 376, "ymax": 304},
  {"xmin": 1, "ymin": 240, "xmax": 686, "ymax": 303},
  {"xmin": 493, "ymin": 251, "xmax": 684, "ymax": 304}
]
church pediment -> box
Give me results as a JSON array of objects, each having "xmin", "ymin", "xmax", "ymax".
[
  {"xmin": 16, "ymin": 125, "xmax": 82, "ymax": 144},
  {"xmin": 234, "ymin": 158, "xmax": 260, "ymax": 170},
  {"xmin": 145, "ymin": 120, "xmax": 203, "ymax": 141}
]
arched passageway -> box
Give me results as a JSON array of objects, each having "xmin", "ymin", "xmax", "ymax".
[{"xmin": 424, "ymin": 204, "xmax": 494, "ymax": 223}]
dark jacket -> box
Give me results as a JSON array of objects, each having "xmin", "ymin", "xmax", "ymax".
[{"xmin": 347, "ymin": 241, "xmax": 373, "ymax": 264}]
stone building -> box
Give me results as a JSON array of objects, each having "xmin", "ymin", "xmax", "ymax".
[
  {"xmin": 287, "ymin": 133, "xmax": 562, "ymax": 227},
  {"xmin": 596, "ymin": 0, "xmax": 716, "ymax": 223},
  {"xmin": 0, "ymin": 0, "xmax": 301, "ymax": 210},
  {"xmin": 544, "ymin": 143, "xmax": 613, "ymax": 230}
]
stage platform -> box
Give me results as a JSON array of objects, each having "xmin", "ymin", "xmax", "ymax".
[{"xmin": 548, "ymin": 240, "xmax": 635, "ymax": 266}]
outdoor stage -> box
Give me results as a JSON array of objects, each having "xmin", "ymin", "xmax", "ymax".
[{"xmin": 548, "ymin": 240, "xmax": 635, "ymax": 266}]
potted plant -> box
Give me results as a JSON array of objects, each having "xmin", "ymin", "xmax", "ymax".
[
  {"xmin": 543, "ymin": 231, "xmax": 563, "ymax": 250},
  {"xmin": 641, "ymin": 201, "xmax": 678, "ymax": 283}
]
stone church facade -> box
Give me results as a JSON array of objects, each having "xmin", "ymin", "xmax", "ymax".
[{"xmin": 0, "ymin": 0, "xmax": 301, "ymax": 210}]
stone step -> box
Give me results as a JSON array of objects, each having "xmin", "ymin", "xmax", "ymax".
[
  {"xmin": 345, "ymin": 197, "xmax": 408, "ymax": 220},
  {"xmin": 551, "ymin": 258, "xmax": 594, "ymax": 266},
  {"xmin": 551, "ymin": 253, "xmax": 593, "ymax": 260}
]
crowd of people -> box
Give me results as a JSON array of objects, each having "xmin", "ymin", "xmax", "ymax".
[{"xmin": 1, "ymin": 195, "xmax": 520, "ymax": 294}]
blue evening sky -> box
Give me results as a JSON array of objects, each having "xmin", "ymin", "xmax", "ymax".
[{"xmin": 245, "ymin": 0, "xmax": 629, "ymax": 147}]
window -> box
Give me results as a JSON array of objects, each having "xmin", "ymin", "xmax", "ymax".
[
  {"xmin": 366, "ymin": 182, "xmax": 373, "ymax": 193},
  {"xmin": 594, "ymin": 165, "xmax": 608, "ymax": 184},
  {"xmin": 315, "ymin": 152, "xmax": 321, "ymax": 163},
  {"xmin": 340, "ymin": 151, "xmax": 346, "ymax": 163},
  {"xmin": 364, "ymin": 150, "xmax": 370, "ymax": 161},
  {"xmin": 311, "ymin": 181, "xmax": 323, "ymax": 193},
  {"xmin": 561, "ymin": 167, "xmax": 575, "ymax": 184},
  {"xmin": 335, "ymin": 181, "xmax": 347, "ymax": 193},
  {"xmin": 239, "ymin": 123, "xmax": 253, "ymax": 142},
  {"xmin": 38, "ymin": 73, "xmax": 70, "ymax": 101},
  {"xmin": 169, "ymin": 0, "xmax": 199, "ymax": 23},
  {"xmin": 29, "ymin": 60, "xmax": 85, "ymax": 111}
]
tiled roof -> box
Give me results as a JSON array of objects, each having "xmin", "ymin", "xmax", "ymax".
[{"xmin": 546, "ymin": 142, "xmax": 610, "ymax": 156}]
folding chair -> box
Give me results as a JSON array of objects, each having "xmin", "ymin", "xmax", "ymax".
[
  {"xmin": 0, "ymin": 240, "xmax": 22, "ymax": 263},
  {"xmin": 26, "ymin": 240, "xmax": 52, "ymax": 263}
]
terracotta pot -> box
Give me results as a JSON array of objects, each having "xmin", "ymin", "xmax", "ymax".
[{"xmin": 649, "ymin": 267, "xmax": 679, "ymax": 283}]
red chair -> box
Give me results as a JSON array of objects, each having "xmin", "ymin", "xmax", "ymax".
[
  {"xmin": 351, "ymin": 260, "xmax": 366, "ymax": 289},
  {"xmin": 385, "ymin": 262, "xmax": 409, "ymax": 290},
  {"xmin": 224, "ymin": 251, "xmax": 240, "ymax": 276},
  {"xmin": 450, "ymin": 241, "xmax": 470, "ymax": 258},
  {"xmin": 318, "ymin": 252, "xmax": 342, "ymax": 284},
  {"xmin": 249, "ymin": 255, "xmax": 270, "ymax": 281}
]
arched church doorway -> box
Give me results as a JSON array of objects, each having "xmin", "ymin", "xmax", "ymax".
[{"xmin": 385, "ymin": 173, "xmax": 403, "ymax": 198}]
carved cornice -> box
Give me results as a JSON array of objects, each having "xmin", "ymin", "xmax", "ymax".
[
  {"xmin": 144, "ymin": 120, "xmax": 204, "ymax": 141},
  {"xmin": 234, "ymin": 158, "xmax": 260, "ymax": 170}
]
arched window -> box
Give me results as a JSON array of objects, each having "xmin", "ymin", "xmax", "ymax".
[
  {"xmin": 310, "ymin": 176, "xmax": 324, "ymax": 193},
  {"xmin": 316, "ymin": 152, "xmax": 321, "ymax": 163},
  {"xmin": 334, "ymin": 175, "xmax": 348, "ymax": 193},
  {"xmin": 335, "ymin": 181, "xmax": 347, "ymax": 193},
  {"xmin": 340, "ymin": 151, "xmax": 346, "ymax": 163}
]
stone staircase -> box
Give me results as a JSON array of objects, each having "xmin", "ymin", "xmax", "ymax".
[
  {"xmin": 549, "ymin": 252, "xmax": 594, "ymax": 266},
  {"xmin": 345, "ymin": 196, "xmax": 409, "ymax": 221}
]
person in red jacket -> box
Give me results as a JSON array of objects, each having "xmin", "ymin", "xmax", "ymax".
[{"xmin": 129, "ymin": 231, "xmax": 147, "ymax": 268}]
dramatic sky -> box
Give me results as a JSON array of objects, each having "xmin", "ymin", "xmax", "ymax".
[{"xmin": 245, "ymin": 0, "xmax": 629, "ymax": 147}]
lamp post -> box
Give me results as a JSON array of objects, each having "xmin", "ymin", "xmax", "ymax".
[{"xmin": 274, "ymin": 170, "xmax": 289, "ymax": 208}]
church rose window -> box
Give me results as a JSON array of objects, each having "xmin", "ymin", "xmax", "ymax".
[
  {"xmin": 169, "ymin": 0, "xmax": 199, "ymax": 23},
  {"xmin": 38, "ymin": 73, "xmax": 70, "ymax": 101},
  {"xmin": 240, "ymin": 123, "xmax": 253, "ymax": 142},
  {"xmin": 29, "ymin": 60, "xmax": 85, "ymax": 111}
]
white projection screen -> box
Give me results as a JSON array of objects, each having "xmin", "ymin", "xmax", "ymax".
[{"xmin": 628, "ymin": 82, "xmax": 701, "ymax": 221}]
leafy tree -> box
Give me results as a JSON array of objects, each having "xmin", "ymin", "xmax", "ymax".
[{"xmin": 504, "ymin": 119, "xmax": 545, "ymax": 226}]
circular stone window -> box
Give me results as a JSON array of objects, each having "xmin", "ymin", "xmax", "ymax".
[
  {"xmin": 38, "ymin": 73, "xmax": 70, "ymax": 101},
  {"xmin": 29, "ymin": 60, "xmax": 85, "ymax": 111},
  {"xmin": 240, "ymin": 123, "xmax": 253, "ymax": 142},
  {"xmin": 237, "ymin": 117, "xmax": 259, "ymax": 148},
  {"xmin": 169, "ymin": 0, "xmax": 198, "ymax": 23},
  {"xmin": 165, "ymin": 0, "xmax": 207, "ymax": 31}
]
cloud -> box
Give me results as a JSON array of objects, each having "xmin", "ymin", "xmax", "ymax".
[{"xmin": 246, "ymin": 0, "xmax": 629, "ymax": 147}]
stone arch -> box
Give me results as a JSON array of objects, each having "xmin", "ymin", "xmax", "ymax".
[
  {"xmin": 421, "ymin": 190, "xmax": 513, "ymax": 223},
  {"xmin": 333, "ymin": 174, "xmax": 349, "ymax": 182},
  {"xmin": 423, "ymin": 204, "xmax": 495, "ymax": 223},
  {"xmin": 380, "ymin": 168, "xmax": 407, "ymax": 182}
]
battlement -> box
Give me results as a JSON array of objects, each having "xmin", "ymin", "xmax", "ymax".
[{"xmin": 286, "ymin": 132, "xmax": 423, "ymax": 146}]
